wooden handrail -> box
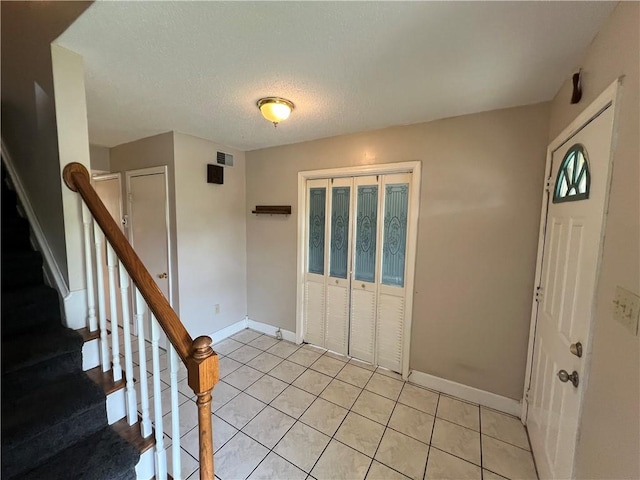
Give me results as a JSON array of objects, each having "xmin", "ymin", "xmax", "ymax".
[
  {"xmin": 63, "ymin": 162, "xmax": 218, "ymax": 479},
  {"xmin": 63, "ymin": 162, "xmax": 192, "ymax": 361}
]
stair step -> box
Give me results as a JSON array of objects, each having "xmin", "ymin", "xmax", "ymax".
[
  {"xmin": 1, "ymin": 216, "xmax": 31, "ymax": 252},
  {"xmin": 2, "ymin": 326, "xmax": 83, "ymax": 391},
  {"xmin": 1, "ymin": 249, "xmax": 44, "ymax": 290},
  {"xmin": 86, "ymin": 365, "xmax": 127, "ymax": 396},
  {"xmin": 111, "ymin": 417, "xmax": 155, "ymax": 455},
  {"xmin": 1, "ymin": 372, "xmax": 108, "ymax": 479},
  {"xmin": 1, "ymin": 284, "xmax": 61, "ymax": 336},
  {"xmin": 11, "ymin": 426, "xmax": 140, "ymax": 480}
]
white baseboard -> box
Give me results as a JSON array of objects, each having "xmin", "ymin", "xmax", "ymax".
[
  {"xmin": 208, "ymin": 319, "xmax": 249, "ymax": 344},
  {"xmin": 82, "ymin": 338, "xmax": 100, "ymax": 371},
  {"xmin": 409, "ymin": 370, "xmax": 522, "ymax": 418},
  {"xmin": 135, "ymin": 448, "xmax": 155, "ymax": 480},
  {"xmin": 63, "ymin": 289, "xmax": 88, "ymax": 330},
  {"xmin": 106, "ymin": 388, "xmax": 126, "ymax": 425},
  {"xmin": 246, "ymin": 318, "xmax": 297, "ymax": 343},
  {"xmin": 1, "ymin": 139, "xmax": 69, "ymax": 298}
]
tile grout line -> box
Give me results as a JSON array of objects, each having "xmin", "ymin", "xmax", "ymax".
[
  {"xmin": 223, "ymin": 332, "xmax": 439, "ymax": 479},
  {"xmin": 137, "ymin": 329, "xmax": 534, "ymax": 479},
  {"xmin": 298, "ymin": 352, "xmax": 386, "ymax": 479},
  {"xmin": 163, "ymin": 330, "xmax": 501, "ymax": 479},
  {"xmin": 479, "ymin": 401, "xmax": 484, "ymax": 480},
  {"xmin": 421, "ymin": 392, "xmax": 441, "ymax": 480},
  {"xmin": 232, "ymin": 338, "xmax": 407, "ymax": 479},
  {"xmin": 241, "ymin": 344, "xmax": 352, "ymax": 478}
]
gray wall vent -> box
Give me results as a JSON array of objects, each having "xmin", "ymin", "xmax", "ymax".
[{"xmin": 217, "ymin": 151, "xmax": 234, "ymax": 167}]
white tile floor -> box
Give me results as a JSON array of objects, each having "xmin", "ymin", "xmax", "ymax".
[{"xmin": 119, "ymin": 328, "xmax": 538, "ymax": 480}]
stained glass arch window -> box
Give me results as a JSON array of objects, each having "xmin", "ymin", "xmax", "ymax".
[{"xmin": 553, "ymin": 144, "xmax": 590, "ymax": 203}]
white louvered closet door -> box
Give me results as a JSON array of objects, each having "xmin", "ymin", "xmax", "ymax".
[
  {"xmin": 348, "ymin": 176, "xmax": 381, "ymax": 364},
  {"xmin": 376, "ymin": 173, "xmax": 411, "ymax": 372},
  {"xmin": 303, "ymin": 179, "xmax": 329, "ymax": 348},
  {"xmin": 324, "ymin": 178, "xmax": 353, "ymax": 355}
]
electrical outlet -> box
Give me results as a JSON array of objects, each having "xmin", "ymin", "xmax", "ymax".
[
  {"xmin": 613, "ymin": 286, "xmax": 640, "ymax": 335},
  {"xmin": 214, "ymin": 304, "xmax": 220, "ymax": 315}
]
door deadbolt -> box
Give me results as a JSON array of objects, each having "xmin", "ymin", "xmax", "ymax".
[
  {"xmin": 157, "ymin": 272, "xmax": 168, "ymax": 279},
  {"xmin": 558, "ymin": 369, "xmax": 579, "ymax": 388},
  {"xmin": 569, "ymin": 342, "xmax": 583, "ymax": 358}
]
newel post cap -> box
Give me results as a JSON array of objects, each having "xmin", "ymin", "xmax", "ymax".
[
  {"xmin": 62, "ymin": 162, "xmax": 91, "ymax": 192},
  {"xmin": 188, "ymin": 336, "xmax": 219, "ymax": 395}
]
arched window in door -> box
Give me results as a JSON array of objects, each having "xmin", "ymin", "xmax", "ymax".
[{"xmin": 553, "ymin": 144, "xmax": 591, "ymax": 203}]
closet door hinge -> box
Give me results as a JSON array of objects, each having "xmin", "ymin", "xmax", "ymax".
[
  {"xmin": 545, "ymin": 177, "xmax": 554, "ymax": 193},
  {"xmin": 535, "ymin": 287, "xmax": 544, "ymax": 303}
]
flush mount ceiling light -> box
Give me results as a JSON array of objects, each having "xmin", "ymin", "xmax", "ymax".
[{"xmin": 257, "ymin": 97, "xmax": 294, "ymax": 127}]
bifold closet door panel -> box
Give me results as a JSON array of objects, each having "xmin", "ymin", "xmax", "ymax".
[
  {"xmin": 376, "ymin": 174, "xmax": 411, "ymax": 372},
  {"xmin": 349, "ymin": 176, "xmax": 380, "ymax": 363},
  {"xmin": 376, "ymin": 290, "xmax": 404, "ymax": 372},
  {"xmin": 303, "ymin": 180, "xmax": 329, "ymax": 348},
  {"xmin": 325, "ymin": 179, "xmax": 352, "ymax": 355}
]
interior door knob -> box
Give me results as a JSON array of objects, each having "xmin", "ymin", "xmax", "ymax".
[
  {"xmin": 558, "ymin": 369, "xmax": 579, "ymax": 387},
  {"xmin": 157, "ymin": 272, "xmax": 168, "ymax": 279}
]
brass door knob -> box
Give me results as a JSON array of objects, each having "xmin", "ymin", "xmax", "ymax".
[
  {"xmin": 157, "ymin": 272, "xmax": 168, "ymax": 279},
  {"xmin": 558, "ymin": 369, "xmax": 579, "ymax": 387}
]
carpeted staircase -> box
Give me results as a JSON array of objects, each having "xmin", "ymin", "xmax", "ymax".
[{"xmin": 1, "ymin": 164, "xmax": 140, "ymax": 479}]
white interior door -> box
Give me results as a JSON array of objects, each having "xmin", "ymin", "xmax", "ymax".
[
  {"xmin": 303, "ymin": 179, "xmax": 329, "ymax": 348},
  {"xmin": 93, "ymin": 174, "xmax": 125, "ymax": 329},
  {"xmin": 349, "ymin": 175, "xmax": 381, "ymax": 364},
  {"xmin": 527, "ymin": 105, "xmax": 615, "ymax": 479},
  {"xmin": 126, "ymin": 168, "xmax": 171, "ymax": 346},
  {"xmin": 325, "ymin": 178, "xmax": 353, "ymax": 355},
  {"xmin": 376, "ymin": 173, "xmax": 411, "ymax": 372}
]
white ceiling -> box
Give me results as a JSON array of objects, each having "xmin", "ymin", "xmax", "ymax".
[{"xmin": 57, "ymin": 1, "xmax": 615, "ymax": 151}]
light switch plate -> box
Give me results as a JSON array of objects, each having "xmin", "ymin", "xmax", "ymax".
[{"xmin": 613, "ymin": 286, "xmax": 640, "ymax": 335}]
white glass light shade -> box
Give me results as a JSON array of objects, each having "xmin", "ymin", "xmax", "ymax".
[{"xmin": 257, "ymin": 97, "xmax": 294, "ymax": 124}]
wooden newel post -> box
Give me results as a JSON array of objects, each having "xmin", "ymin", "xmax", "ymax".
[{"xmin": 188, "ymin": 336, "xmax": 219, "ymax": 480}]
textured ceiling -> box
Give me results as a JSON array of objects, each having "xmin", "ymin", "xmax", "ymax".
[{"xmin": 56, "ymin": 1, "xmax": 615, "ymax": 151}]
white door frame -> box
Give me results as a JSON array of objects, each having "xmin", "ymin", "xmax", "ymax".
[
  {"xmin": 92, "ymin": 172, "xmax": 124, "ymax": 229},
  {"xmin": 125, "ymin": 166, "xmax": 174, "ymax": 308},
  {"xmin": 296, "ymin": 161, "xmax": 422, "ymax": 379},
  {"xmin": 522, "ymin": 78, "xmax": 622, "ymax": 426}
]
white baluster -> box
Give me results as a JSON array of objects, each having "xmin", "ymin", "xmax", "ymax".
[
  {"xmin": 169, "ymin": 345, "xmax": 181, "ymax": 479},
  {"xmin": 93, "ymin": 224, "xmax": 110, "ymax": 372},
  {"xmin": 106, "ymin": 243, "xmax": 122, "ymax": 381},
  {"xmin": 82, "ymin": 204, "xmax": 97, "ymax": 332},
  {"xmin": 118, "ymin": 266, "xmax": 138, "ymax": 425},
  {"xmin": 135, "ymin": 289, "xmax": 152, "ymax": 438},
  {"xmin": 151, "ymin": 314, "xmax": 167, "ymax": 480}
]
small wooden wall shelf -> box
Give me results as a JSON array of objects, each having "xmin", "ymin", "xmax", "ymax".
[{"xmin": 252, "ymin": 205, "xmax": 291, "ymax": 215}]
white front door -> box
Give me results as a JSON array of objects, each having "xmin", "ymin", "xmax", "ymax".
[
  {"xmin": 126, "ymin": 168, "xmax": 171, "ymax": 346},
  {"xmin": 527, "ymin": 105, "xmax": 615, "ymax": 479}
]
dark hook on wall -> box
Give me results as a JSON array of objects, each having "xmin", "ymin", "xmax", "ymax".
[{"xmin": 571, "ymin": 69, "xmax": 582, "ymax": 104}]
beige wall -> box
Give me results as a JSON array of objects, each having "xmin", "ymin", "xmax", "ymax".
[
  {"xmin": 51, "ymin": 44, "xmax": 92, "ymax": 293},
  {"xmin": 90, "ymin": 144, "xmax": 111, "ymax": 172},
  {"xmin": 246, "ymin": 102, "xmax": 550, "ymax": 399},
  {"xmin": 1, "ymin": 2, "xmax": 91, "ymax": 286},
  {"xmin": 548, "ymin": 3, "xmax": 639, "ymax": 479},
  {"xmin": 110, "ymin": 132, "xmax": 180, "ymax": 311},
  {"xmin": 173, "ymin": 133, "xmax": 248, "ymax": 337}
]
